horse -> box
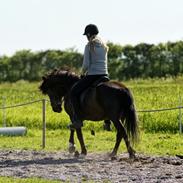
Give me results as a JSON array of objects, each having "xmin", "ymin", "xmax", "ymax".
[{"xmin": 39, "ymin": 68, "xmax": 139, "ymax": 158}]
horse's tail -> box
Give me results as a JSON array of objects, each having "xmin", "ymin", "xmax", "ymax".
[{"xmin": 122, "ymin": 89, "xmax": 139, "ymax": 144}]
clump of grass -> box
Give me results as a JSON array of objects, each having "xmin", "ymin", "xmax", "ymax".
[{"xmin": 0, "ymin": 176, "xmax": 60, "ymax": 183}]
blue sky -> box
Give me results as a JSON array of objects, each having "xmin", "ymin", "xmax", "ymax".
[{"xmin": 0, "ymin": 0, "xmax": 183, "ymax": 55}]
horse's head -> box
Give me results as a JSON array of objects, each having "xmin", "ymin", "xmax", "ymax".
[
  {"xmin": 39, "ymin": 77, "xmax": 64, "ymax": 113},
  {"xmin": 39, "ymin": 69, "xmax": 80, "ymax": 113},
  {"xmin": 46, "ymin": 86, "xmax": 64, "ymax": 113}
]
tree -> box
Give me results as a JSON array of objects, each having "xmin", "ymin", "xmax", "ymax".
[
  {"xmin": 134, "ymin": 43, "xmax": 154, "ymax": 78},
  {"xmin": 0, "ymin": 56, "xmax": 10, "ymax": 82},
  {"xmin": 107, "ymin": 42, "xmax": 123, "ymax": 61}
]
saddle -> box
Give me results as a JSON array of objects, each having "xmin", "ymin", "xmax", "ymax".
[{"xmin": 91, "ymin": 76, "xmax": 110, "ymax": 88}]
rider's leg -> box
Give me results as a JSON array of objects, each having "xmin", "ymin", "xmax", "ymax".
[{"xmin": 70, "ymin": 75, "xmax": 97, "ymax": 129}]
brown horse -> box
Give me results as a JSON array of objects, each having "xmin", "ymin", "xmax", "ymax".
[{"xmin": 39, "ymin": 69, "xmax": 139, "ymax": 158}]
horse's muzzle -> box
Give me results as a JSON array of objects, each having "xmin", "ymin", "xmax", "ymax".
[{"xmin": 52, "ymin": 105, "xmax": 62, "ymax": 113}]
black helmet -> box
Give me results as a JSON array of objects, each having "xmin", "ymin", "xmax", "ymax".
[{"xmin": 83, "ymin": 24, "xmax": 99, "ymax": 36}]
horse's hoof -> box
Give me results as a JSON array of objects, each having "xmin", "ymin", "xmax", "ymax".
[
  {"xmin": 68, "ymin": 143, "xmax": 76, "ymax": 154},
  {"xmin": 129, "ymin": 147, "xmax": 136, "ymax": 159},
  {"xmin": 108, "ymin": 152, "xmax": 117, "ymax": 158},
  {"xmin": 129, "ymin": 151, "xmax": 136, "ymax": 160},
  {"xmin": 111, "ymin": 156, "xmax": 117, "ymax": 161},
  {"xmin": 129, "ymin": 153, "xmax": 136, "ymax": 160},
  {"xmin": 74, "ymin": 150, "xmax": 80, "ymax": 158}
]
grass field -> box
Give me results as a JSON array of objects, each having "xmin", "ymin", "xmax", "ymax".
[
  {"xmin": 0, "ymin": 129, "xmax": 182, "ymax": 155},
  {"xmin": 0, "ymin": 78, "xmax": 183, "ymax": 133},
  {"xmin": 0, "ymin": 78, "xmax": 182, "ymax": 155}
]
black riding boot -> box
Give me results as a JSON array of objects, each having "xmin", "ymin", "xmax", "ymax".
[{"xmin": 103, "ymin": 120, "xmax": 111, "ymax": 131}]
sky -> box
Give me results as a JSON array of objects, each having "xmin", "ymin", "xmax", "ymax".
[{"xmin": 0, "ymin": 0, "xmax": 183, "ymax": 56}]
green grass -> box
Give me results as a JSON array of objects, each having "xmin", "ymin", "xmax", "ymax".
[
  {"xmin": 0, "ymin": 177, "xmax": 60, "ymax": 183},
  {"xmin": 0, "ymin": 78, "xmax": 183, "ymax": 133},
  {"xmin": 0, "ymin": 129, "xmax": 182, "ymax": 156},
  {"xmin": 0, "ymin": 78, "xmax": 183, "ymax": 156}
]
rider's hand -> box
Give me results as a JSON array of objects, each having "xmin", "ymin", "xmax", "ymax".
[{"xmin": 80, "ymin": 68, "xmax": 87, "ymax": 78}]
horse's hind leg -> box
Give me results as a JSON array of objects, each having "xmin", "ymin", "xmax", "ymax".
[
  {"xmin": 109, "ymin": 119, "xmax": 124, "ymax": 157},
  {"xmin": 120, "ymin": 117, "xmax": 136, "ymax": 159},
  {"xmin": 111, "ymin": 119, "xmax": 135, "ymax": 159}
]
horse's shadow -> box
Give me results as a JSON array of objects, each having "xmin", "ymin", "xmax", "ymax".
[
  {"xmin": 0, "ymin": 155, "xmax": 112, "ymax": 168},
  {"xmin": 0, "ymin": 157, "xmax": 86, "ymax": 168}
]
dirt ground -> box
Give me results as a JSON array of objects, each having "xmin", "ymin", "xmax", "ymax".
[{"xmin": 0, "ymin": 150, "xmax": 183, "ymax": 182}]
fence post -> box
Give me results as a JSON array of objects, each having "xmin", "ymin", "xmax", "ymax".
[
  {"xmin": 42, "ymin": 99, "xmax": 46, "ymax": 148},
  {"xmin": 179, "ymin": 96, "xmax": 182, "ymax": 134},
  {"xmin": 2, "ymin": 96, "xmax": 6, "ymax": 127}
]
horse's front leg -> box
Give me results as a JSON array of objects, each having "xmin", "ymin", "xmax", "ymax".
[
  {"xmin": 76, "ymin": 128, "xmax": 87, "ymax": 156},
  {"xmin": 68, "ymin": 129, "xmax": 76, "ymax": 153}
]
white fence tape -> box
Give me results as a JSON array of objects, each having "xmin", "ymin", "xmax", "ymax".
[{"xmin": 0, "ymin": 99, "xmax": 43, "ymax": 109}]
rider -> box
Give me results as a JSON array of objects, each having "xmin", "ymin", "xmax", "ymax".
[{"xmin": 69, "ymin": 24, "xmax": 109, "ymax": 129}]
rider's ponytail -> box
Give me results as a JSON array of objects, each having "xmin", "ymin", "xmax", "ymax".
[{"xmin": 88, "ymin": 35, "xmax": 109, "ymax": 52}]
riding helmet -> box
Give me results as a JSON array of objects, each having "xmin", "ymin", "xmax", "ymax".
[{"xmin": 83, "ymin": 24, "xmax": 99, "ymax": 36}]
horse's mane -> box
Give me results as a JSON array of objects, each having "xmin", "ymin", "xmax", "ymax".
[{"xmin": 39, "ymin": 68, "xmax": 80, "ymax": 94}]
